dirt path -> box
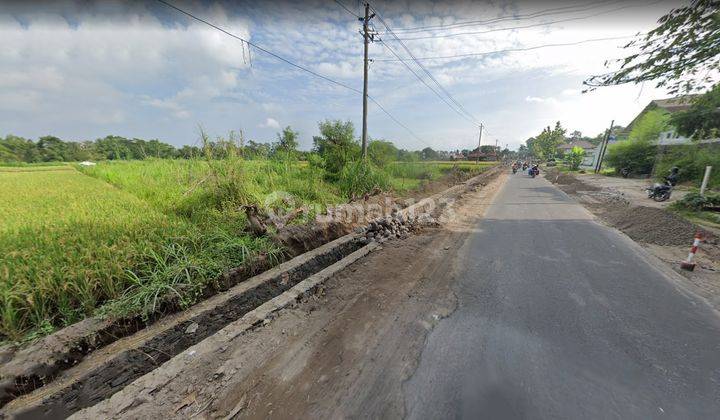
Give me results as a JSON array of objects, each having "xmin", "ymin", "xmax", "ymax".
[
  {"xmin": 569, "ymin": 173, "xmax": 688, "ymax": 209},
  {"xmin": 74, "ymin": 174, "xmax": 507, "ymax": 419}
]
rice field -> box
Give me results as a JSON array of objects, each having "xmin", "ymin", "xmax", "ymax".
[
  {"xmin": 0, "ymin": 169, "xmax": 193, "ymax": 339},
  {"xmin": 1, "ymin": 159, "xmax": 493, "ymax": 341}
]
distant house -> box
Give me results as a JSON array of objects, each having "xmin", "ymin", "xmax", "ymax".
[
  {"xmin": 624, "ymin": 95, "xmax": 719, "ymax": 145},
  {"xmin": 466, "ymin": 150, "xmax": 494, "ymax": 161},
  {"xmin": 466, "ymin": 146, "xmax": 499, "ymax": 161},
  {"xmin": 556, "ymin": 140, "xmax": 597, "ymax": 167}
]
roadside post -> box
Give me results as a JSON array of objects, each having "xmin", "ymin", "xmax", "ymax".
[
  {"xmin": 594, "ymin": 120, "xmax": 614, "ymax": 174},
  {"xmin": 700, "ymin": 166, "xmax": 712, "ymax": 197},
  {"xmin": 680, "ymin": 231, "xmax": 703, "ymax": 271}
]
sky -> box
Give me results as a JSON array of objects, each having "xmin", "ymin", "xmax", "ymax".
[{"xmin": 0, "ymin": 0, "xmax": 686, "ymax": 151}]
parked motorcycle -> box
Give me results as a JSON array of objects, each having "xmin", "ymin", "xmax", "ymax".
[{"xmin": 645, "ymin": 181, "xmax": 673, "ymax": 202}]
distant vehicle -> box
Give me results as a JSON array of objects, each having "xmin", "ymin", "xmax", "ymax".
[
  {"xmin": 529, "ymin": 165, "xmax": 540, "ymax": 178},
  {"xmin": 545, "ymin": 158, "xmax": 557, "ymax": 167}
]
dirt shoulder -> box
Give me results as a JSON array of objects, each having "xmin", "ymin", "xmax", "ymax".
[
  {"xmin": 566, "ymin": 172, "xmax": 688, "ymax": 209},
  {"xmin": 73, "ymin": 173, "xmax": 507, "ymax": 420},
  {"xmin": 545, "ymin": 168, "xmax": 720, "ymax": 310}
]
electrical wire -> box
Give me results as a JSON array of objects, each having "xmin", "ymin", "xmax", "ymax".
[
  {"xmin": 392, "ymin": 1, "xmax": 659, "ymax": 41},
  {"xmin": 333, "ymin": 0, "xmax": 361, "ymax": 18},
  {"xmin": 156, "ymin": 0, "xmax": 427, "ymax": 145},
  {"xmin": 383, "ymin": 0, "xmax": 622, "ymax": 33},
  {"xmin": 374, "ymin": 34, "xmax": 639, "ymax": 61},
  {"xmin": 370, "ymin": 4, "xmax": 484, "ymax": 129}
]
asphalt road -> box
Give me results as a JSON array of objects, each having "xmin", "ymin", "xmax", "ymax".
[{"xmin": 403, "ymin": 171, "xmax": 720, "ymax": 419}]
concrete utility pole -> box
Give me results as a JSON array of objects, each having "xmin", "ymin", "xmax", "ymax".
[
  {"xmin": 595, "ymin": 119, "xmax": 614, "ymax": 174},
  {"xmin": 360, "ymin": 2, "xmax": 375, "ymax": 159},
  {"xmin": 700, "ymin": 166, "xmax": 712, "ymax": 197},
  {"xmin": 475, "ymin": 123, "xmax": 483, "ymax": 164}
]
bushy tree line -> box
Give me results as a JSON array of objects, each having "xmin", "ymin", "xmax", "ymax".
[
  {"xmin": 1, "ymin": 126, "xmax": 453, "ymax": 165},
  {"xmin": 0, "ymin": 134, "xmax": 190, "ymax": 163}
]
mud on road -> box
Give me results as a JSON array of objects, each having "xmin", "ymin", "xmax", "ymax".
[{"xmin": 73, "ymin": 173, "xmax": 507, "ymax": 419}]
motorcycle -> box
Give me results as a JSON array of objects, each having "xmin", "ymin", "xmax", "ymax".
[
  {"xmin": 529, "ymin": 166, "xmax": 539, "ymax": 178},
  {"xmin": 645, "ymin": 180, "xmax": 673, "ymax": 202},
  {"xmin": 512, "ymin": 166, "xmax": 518, "ymax": 174}
]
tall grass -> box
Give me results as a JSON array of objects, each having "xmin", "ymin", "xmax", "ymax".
[
  {"xmin": 0, "ymin": 170, "xmax": 190, "ymax": 339},
  {"xmin": 2, "ymin": 157, "xmax": 493, "ymax": 341}
]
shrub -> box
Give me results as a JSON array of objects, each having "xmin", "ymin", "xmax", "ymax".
[
  {"xmin": 312, "ymin": 120, "xmax": 360, "ymax": 179},
  {"xmin": 337, "ymin": 160, "xmax": 390, "ymax": 198},
  {"xmin": 368, "ymin": 140, "xmax": 398, "ymax": 168},
  {"xmin": 605, "ymin": 139, "xmax": 657, "ymax": 175},
  {"xmin": 654, "ymin": 145, "xmax": 720, "ymax": 187},
  {"xmin": 672, "ymin": 191, "xmax": 720, "ymax": 211},
  {"xmin": 565, "ymin": 146, "xmax": 585, "ymax": 170},
  {"xmin": 603, "ymin": 109, "xmax": 671, "ymax": 176}
]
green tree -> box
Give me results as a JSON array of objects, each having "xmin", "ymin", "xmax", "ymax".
[
  {"xmin": 420, "ymin": 147, "xmax": 440, "ymax": 161},
  {"xmin": 605, "ymin": 110, "xmax": 667, "ymax": 175},
  {"xmin": 37, "ymin": 136, "xmax": 68, "ymax": 162},
  {"xmin": 368, "ymin": 140, "xmax": 398, "ymax": 167},
  {"xmin": 670, "ymin": 84, "xmax": 720, "ymax": 139},
  {"xmin": 312, "ymin": 120, "xmax": 359, "ymax": 177},
  {"xmin": 530, "ymin": 122, "xmax": 566, "ymax": 159},
  {"xmin": 517, "ymin": 144, "xmax": 529, "ymax": 158},
  {"xmin": 628, "ymin": 109, "xmax": 670, "ymax": 143},
  {"xmin": 565, "ymin": 146, "xmax": 585, "ymax": 170},
  {"xmin": 585, "ymin": 0, "xmax": 719, "ymax": 94},
  {"xmin": 244, "ymin": 140, "xmax": 271, "ymax": 159},
  {"xmin": 273, "ymin": 126, "xmax": 299, "ymax": 158}
]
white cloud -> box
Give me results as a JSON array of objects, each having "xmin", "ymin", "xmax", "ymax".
[
  {"xmin": 260, "ymin": 117, "xmax": 280, "ymax": 129},
  {"xmin": 525, "ymin": 96, "xmax": 557, "ymax": 104},
  {"xmin": 0, "ymin": 1, "xmax": 251, "ymax": 136},
  {"xmin": 0, "ymin": 0, "xmax": 684, "ymax": 151}
]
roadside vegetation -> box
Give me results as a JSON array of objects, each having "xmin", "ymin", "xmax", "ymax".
[{"xmin": 0, "ymin": 121, "xmax": 494, "ymax": 342}]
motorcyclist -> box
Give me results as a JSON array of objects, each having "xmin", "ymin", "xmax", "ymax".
[{"xmin": 665, "ymin": 167, "xmax": 679, "ymax": 186}]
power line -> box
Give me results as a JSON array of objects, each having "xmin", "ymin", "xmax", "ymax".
[
  {"xmin": 333, "ymin": 0, "xmax": 360, "ymax": 18},
  {"xmin": 375, "ymin": 35, "xmax": 475, "ymax": 125},
  {"xmin": 383, "ymin": 0, "xmax": 622, "ymax": 33},
  {"xmin": 156, "ymin": 0, "xmax": 427, "ymax": 146},
  {"xmin": 374, "ymin": 34, "xmax": 640, "ymax": 61},
  {"xmin": 370, "ymin": 4, "xmax": 483, "ymax": 129},
  {"xmin": 392, "ymin": 1, "xmax": 659, "ymax": 41},
  {"xmin": 157, "ymin": 0, "xmax": 360, "ymax": 94}
]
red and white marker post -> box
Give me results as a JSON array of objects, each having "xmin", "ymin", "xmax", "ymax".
[{"xmin": 680, "ymin": 231, "xmax": 703, "ymax": 271}]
